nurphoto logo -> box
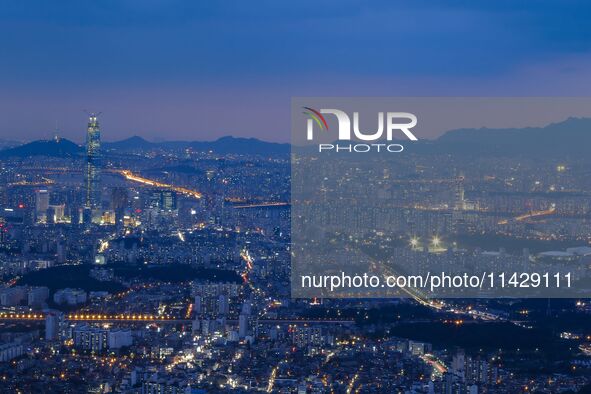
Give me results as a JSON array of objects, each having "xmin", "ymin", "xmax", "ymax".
[{"xmin": 303, "ymin": 107, "xmax": 418, "ymax": 153}]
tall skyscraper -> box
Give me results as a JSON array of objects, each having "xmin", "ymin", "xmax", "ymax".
[
  {"xmin": 111, "ymin": 187, "xmax": 128, "ymax": 211},
  {"xmin": 111, "ymin": 187, "xmax": 128, "ymax": 227},
  {"xmin": 84, "ymin": 113, "xmax": 101, "ymax": 208},
  {"xmin": 148, "ymin": 190, "xmax": 177, "ymax": 211},
  {"xmin": 35, "ymin": 189, "xmax": 49, "ymax": 222},
  {"xmin": 45, "ymin": 311, "xmax": 63, "ymax": 341}
]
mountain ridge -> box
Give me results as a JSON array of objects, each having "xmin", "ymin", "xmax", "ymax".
[
  {"xmin": 103, "ymin": 135, "xmax": 289, "ymax": 155},
  {"xmin": 0, "ymin": 136, "xmax": 289, "ymax": 158},
  {"xmin": 0, "ymin": 138, "xmax": 83, "ymax": 158},
  {"xmin": 428, "ymin": 116, "xmax": 591, "ymax": 156},
  {"xmin": 2, "ymin": 117, "xmax": 591, "ymax": 158}
]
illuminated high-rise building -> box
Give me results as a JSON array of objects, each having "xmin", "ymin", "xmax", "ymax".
[
  {"xmin": 84, "ymin": 113, "xmax": 101, "ymax": 208},
  {"xmin": 454, "ymin": 174, "xmax": 466, "ymax": 211},
  {"xmin": 35, "ymin": 189, "xmax": 49, "ymax": 221},
  {"xmin": 148, "ymin": 190, "xmax": 177, "ymax": 211},
  {"xmin": 111, "ymin": 187, "xmax": 128, "ymax": 227}
]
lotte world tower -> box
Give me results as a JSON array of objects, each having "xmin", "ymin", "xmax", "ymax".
[{"xmin": 84, "ymin": 113, "xmax": 101, "ymax": 209}]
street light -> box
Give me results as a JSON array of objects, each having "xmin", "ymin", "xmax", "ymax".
[{"xmin": 432, "ymin": 236, "xmax": 440, "ymax": 248}]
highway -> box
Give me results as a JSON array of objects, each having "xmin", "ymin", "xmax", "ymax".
[
  {"xmin": 0, "ymin": 312, "xmax": 354, "ymax": 325},
  {"xmin": 116, "ymin": 169, "xmax": 202, "ymax": 199},
  {"xmin": 233, "ymin": 202, "xmax": 289, "ymax": 209},
  {"xmin": 498, "ymin": 207, "xmax": 556, "ymax": 225}
]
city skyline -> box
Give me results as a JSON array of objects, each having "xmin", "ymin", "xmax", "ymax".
[
  {"xmin": 84, "ymin": 113, "xmax": 101, "ymax": 209},
  {"xmin": 1, "ymin": 111, "xmax": 590, "ymax": 391},
  {"xmin": 1, "ymin": 2, "xmax": 591, "ymax": 393},
  {"xmin": 8, "ymin": 111, "xmax": 591, "ymax": 147}
]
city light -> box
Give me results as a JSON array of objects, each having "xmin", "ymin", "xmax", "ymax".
[
  {"xmin": 2, "ymin": 4, "xmax": 589, "ymax": 392},
  {"xmin": 431, "ymin": 236, "xmax": 440, "ymax": 248}
]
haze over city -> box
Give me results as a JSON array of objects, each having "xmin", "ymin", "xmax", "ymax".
[{"xmin": 1, "ymin": 2, "xmax": 591, "ymax": 393}]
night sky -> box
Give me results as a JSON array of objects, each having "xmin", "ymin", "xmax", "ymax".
[{"xmin": 1, "ymin": 0, "xmax": 591, "ymax": 142}]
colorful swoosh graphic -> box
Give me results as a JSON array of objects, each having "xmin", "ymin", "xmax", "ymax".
[{"xmin": 302, "ymin": 107, "xmax": 329, "ymax": 130}]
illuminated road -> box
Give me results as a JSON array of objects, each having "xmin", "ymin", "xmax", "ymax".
[
  {"xmin": 421, "ymin": 354, "xmax": 447, "ymax": 377},
  {"xmin": 0, "ymin": 312, "xmax": 179, "ymax": 323},
  {"xmin": 0, "ymin": 312, "xmax": 45, "ymax": 321},
  {"xmin": 367, "ymin": 259, "xmax": 444, "ymax": 310},
  {"xmin": 266, "ymin": 365, "xmax": 278, "ymax": 393},
  {"xmin": 8, "ymin": 178, "xmax": 55, "ymax": 186},
  {"xmin": 346, "ymin": 366, "xmax": 363, "ymax": 394},
  {"xmin": 498, "ymin": 207, "xmax": 556, "ymax": 225},
  {"xmin": 240, "ymin": 248, "xmax": 255, "ymax": 286},
  {"xmin": 116, "ymin": 169, "xmax": 202, "ymax": 199},
  {"xmin": 0, "ymin": 312, "xmax": 354, "ymax": 325},
  {"xmin": 233, "ymin": 202, "xmax": 289, "ymax": 209}
]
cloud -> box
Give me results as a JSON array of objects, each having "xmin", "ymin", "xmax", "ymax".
[{"xmin": 1, "ymin": 1, "xmax": 591, "ymax": 141}]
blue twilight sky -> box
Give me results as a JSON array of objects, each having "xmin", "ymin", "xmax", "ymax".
[{"xmin": 1, "ymin": 0, "xmax": 591, "ymax": 142}]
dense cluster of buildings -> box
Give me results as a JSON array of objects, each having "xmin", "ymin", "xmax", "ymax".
[{"xmin": 0, "ymin": 115, "xmax": 589, "ymax": 392}]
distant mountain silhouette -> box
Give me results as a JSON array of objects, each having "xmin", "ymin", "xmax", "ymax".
[
  {"xmin": 0, "ymin": 135, "xmax": 288, "ymax": 158},
  {"xmin": 103, "ymin": 136, "xmax": 154, "ymax": 150},
  {"xmin": 0, "ymin": 139, "xmax": 21, "ymax": 150},
  {"xmin": 188, "ymin": 136, "xmax": 289, "ymax": 155},
  {"xmin": 428, "ymin": 117, "xmax": 591, "ymax": 156},
  {"xmin": 104, "ymin": 135, "xmax": 289, "ymax": 155},
  {"xmin": 4, "ymin": 117, "xmax": 589, "ymax": 159},
  {"xmin": 0, "ymin": 138, "xmax": 82, "ymax": 158}
]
